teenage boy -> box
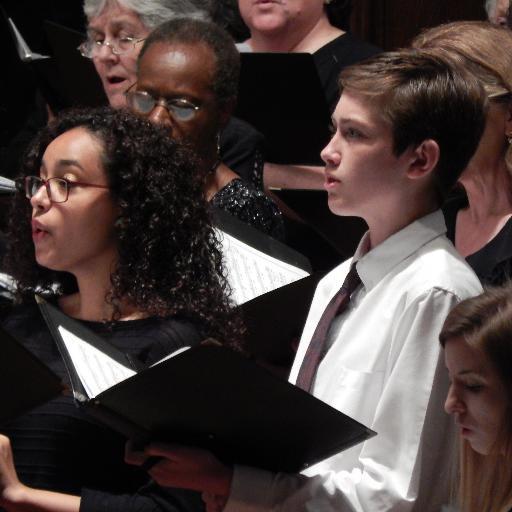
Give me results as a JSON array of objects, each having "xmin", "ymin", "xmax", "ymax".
[{"xmin": 127, "ymin": 49, "xmax": 486, "ymax": 511}]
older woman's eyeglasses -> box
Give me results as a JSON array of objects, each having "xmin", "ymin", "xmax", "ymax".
[
  {"xmin": 125, "ymin": 88, "xmax": 200, "ymax": 122},
  {"xmin": 78, "ymin": 36, "xmax": 146, "ymax": 59},
  {"xmin": 18, "ymin": 176, "xmax": 109, "ymax": 204}
]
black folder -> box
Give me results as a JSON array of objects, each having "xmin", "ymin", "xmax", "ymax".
[
  {"xmin": 0, "ymin": 324, "xmax": 63, "ymax": 424},
  {"xmin": 35, "ymin": 298, "xmax": 375, "ymax": 473},
  {"xmin": 40, "ymin": 20, "xmax": 107, "ymax": 108},
  {"xmin": 236, "ymin": 53, "xmax": 332, "ymax": 165},
  {"xmin": 241, "ymin": 272, "xmax": 325, "ymax": 368},
  {"xmin": 273, "ymin": 189, "xmax": 368, "ymax": 261},
  {"xmin": 213, "ymin": 209, "xmax": 316, "ymax": 368}
]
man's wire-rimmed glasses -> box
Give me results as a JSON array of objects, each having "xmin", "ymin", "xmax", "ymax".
[
  {"xmin": 125, "ymin": 87, "xmax": 201, "ymax": 122},
  {"xmin": 18, "ymin": 176, "xmax": 109, "ymax": 204},
  {"xmin": 78, "ymin": 36, "xmax": 146, "ymax": 58}
]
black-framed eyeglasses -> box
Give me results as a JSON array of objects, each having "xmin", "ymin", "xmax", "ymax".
[
  {"xmin": 78, "ymin": 36, "xmax": 146, "ymax": 59},
  {"xmin": 125, "ymin": 87, "xmax": 200, "ymax": 122},
  {"xmin": 18, "ymin": 176, "xmax": 109, "ymax": 204}
]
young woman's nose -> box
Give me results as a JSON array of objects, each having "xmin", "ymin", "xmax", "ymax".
[
  {"xmin": 30, "ymin": 184, "xmax": 52, "ymax": 213},
  {"xmin": 444, "ymin": 384, "xmax": 466, "ymax": 415}
]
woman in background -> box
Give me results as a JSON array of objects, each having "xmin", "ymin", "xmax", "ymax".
[
  {"xmin": 413, "ymin": 22, "xmax": 512, "ymax": 285},
  {"xmin": 441, "ymin": 285, "xmax": 512, "ymax": 512},
  {"xmin": 0, "ymin": 107, "xmax": 238, "ymax": 511}
]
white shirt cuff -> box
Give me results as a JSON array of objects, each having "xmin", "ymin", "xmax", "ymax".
[{"xmin": 224, "ymin": 465, "xmax": 276, "ymax": 512}]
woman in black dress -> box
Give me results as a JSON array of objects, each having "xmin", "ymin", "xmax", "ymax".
[{"xmin": 0, "ymin": 107, "xmax": 240, "ymax": 512}]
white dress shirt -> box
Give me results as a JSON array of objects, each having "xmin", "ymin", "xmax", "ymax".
[{"xmin": 225, "ymin": 210, "xmax": 482, "ymax": 512}]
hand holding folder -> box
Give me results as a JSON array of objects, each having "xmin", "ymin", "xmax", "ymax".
[{"xmin": 0, "ymin": 297, "xmax": 375, "ymax": 474}]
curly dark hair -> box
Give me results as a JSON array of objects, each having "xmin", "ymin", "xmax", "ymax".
[
  {"xmin": 4, "ymin": 107, "xmax": 242, "ymax": 346},
  {"xmin": 138, "ymin": 17, "xmax": 240, "ymax": 109}
]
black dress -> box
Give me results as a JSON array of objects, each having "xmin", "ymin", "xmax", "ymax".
[
  {"xmin": 211, "ymin": 178, "xmax": 285, "ymax": 241},
  {"xmin": 0, "ymin": 301, "xmax": 205, "ymax": 512},
  {"xmin": 313, "ymin": 32, "xmax": 381, "ymax": 111},
  {"xmin": 220, "ymin": 117, "xmax": 265, "ymax": 189},
  {"xmin": 443, "ymin": 192, "xmax": 512, "ymax": 285}
]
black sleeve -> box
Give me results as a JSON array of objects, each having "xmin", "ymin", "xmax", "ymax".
[
  {"xmin": 81, "ymin": 484, "xmax": 205, "ymax": 512},
  {"xmin": 220, "ymin": 117, "xmax": 265, "ymax": 190}
]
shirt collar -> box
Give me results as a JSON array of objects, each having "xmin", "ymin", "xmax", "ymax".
[{"xmin": 352, "ymin": 210, "xmax": 447, "ymax": 292}]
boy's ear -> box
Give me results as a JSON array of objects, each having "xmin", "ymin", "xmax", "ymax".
[
  {"xmin": 504, "ymin": 99, "xmax": 512, "ymax": 136},
  {"xmin": 406, "ymin": 139, "xmax": 440, "ymax": 180}
]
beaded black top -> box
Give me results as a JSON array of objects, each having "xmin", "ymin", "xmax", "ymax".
[{"xmin": 211, "ymin": 178, "xmax": 285, "ymax": 241}]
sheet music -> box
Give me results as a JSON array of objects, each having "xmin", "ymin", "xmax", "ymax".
[
  {"xmin": 217, "ymin": 229, "xmax": 310, "ymax": 305},
  {"xmin": 58, "ymin": 326, "xmax": 136, "ymax": 399}
]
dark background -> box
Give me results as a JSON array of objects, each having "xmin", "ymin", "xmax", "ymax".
[{"xmin": 0, "ymin": 0, "xmax": 487, "ymax": 179}]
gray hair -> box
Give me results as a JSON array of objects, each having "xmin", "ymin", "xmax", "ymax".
[{"xmin": 83, "ymin": 0, "xmax": 209, "ymax": 29}]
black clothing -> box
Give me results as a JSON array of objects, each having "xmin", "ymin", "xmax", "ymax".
[
  {"xmin": 443, "ymin": 192, "xmax": 512, "ymax": 285},
  {"xmin": 313, "ymin": 33, "xmax": 381, "ymax": 111},
  {"xmin": 221, "ymin": 117, "xmax": 265, "ymax": 189},
  {"xmin": 0, "ymin": 302, "xmax": 204, "ymax": 512},
  {"xmin": 212, "ymin": 178, "xmax": 285, "ymax": 241}
]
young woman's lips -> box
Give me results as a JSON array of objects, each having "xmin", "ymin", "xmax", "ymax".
[
  {"xmin": 458, "ymin": 423, "xmax": 473, "ymax": 437},
  {"xmin": 31, "ymin": 220, "xmax": 49, "ymax": 243},
  {"xmin": 324, "ymin": 175, "xmax": 341, "ymax": 190}
]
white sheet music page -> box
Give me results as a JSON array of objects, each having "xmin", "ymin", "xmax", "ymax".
[
  {"xmin": 58, "ymin": 326, "xmax": 136, "ymax": 399},
  {"xmin": 217, "ymin": 229, "xmax": 310, "ymax": 305}
]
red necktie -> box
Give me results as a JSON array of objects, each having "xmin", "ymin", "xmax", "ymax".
[{"xmin": 295, "ymin": 265, "xmax": 361, "ymax": 392}]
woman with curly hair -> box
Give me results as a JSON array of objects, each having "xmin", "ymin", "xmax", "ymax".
[
  {"xmin": 0, "ymin": 106, "xmax": 239, "ymax": 512},
  {"xmin": 440, "ymin": 285, "xmax": 512, "ymax": 512}
]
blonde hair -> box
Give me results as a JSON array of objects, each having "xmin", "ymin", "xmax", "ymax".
[
  {"xmin": 412, "ymin": 21, "xmax": 512, "ymax": 176},
  {"xmin": 440, "ymin": 285, "xmax": 512, "ymax": 512}
]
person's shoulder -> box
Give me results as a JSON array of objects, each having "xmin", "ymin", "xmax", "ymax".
[
  {"xmin": 404, "ymin": 234, "xmax": 482, "ymax": 300},
  {"xmin": 223, "ymin": 117, "xmax": 264, "ymax": 147},
  {"xmin": 131, "ymin": 316, "xmax": 203, "ymax": 366},
  {"xmin": 315, "ymin": 32, "xmax": 381, "ymax": 63},
  {"xmin": 212, "ymin": 179, "xmax": 284, "ymax": 240}
]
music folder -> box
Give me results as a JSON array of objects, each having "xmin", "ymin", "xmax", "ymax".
[
  {"xmin": 41, "ymin": 20, "xmax": 107, "ymax": 108},
  {"xmin": 236, "ymin": 52, "xmax": 331, "ymax": 165},
  {"xmin": 31, "ymin": 297, "xmax": 375, "ymax": 473},
  {"xmin": 0, "ymin": 323, "xmax": 63, "ymax": 424},
  {"xmin": 213, "ymin": 209, "xmax": 316, "ymax": 366},
  {"xmin": 213, "ymin": 208, "xmax": 312, "ymax": 306}
]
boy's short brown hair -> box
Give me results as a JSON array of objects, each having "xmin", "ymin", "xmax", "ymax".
[{"xmin": 339, "ymin": 49, "xmax": 487, "ymax": 200}]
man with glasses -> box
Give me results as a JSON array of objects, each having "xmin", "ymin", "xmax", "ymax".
[{"xmin": 80, "ymin": 0, "xmax": 267, "ymax": 189}]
